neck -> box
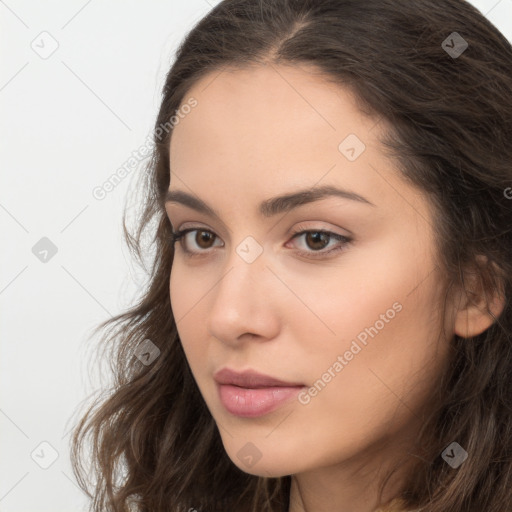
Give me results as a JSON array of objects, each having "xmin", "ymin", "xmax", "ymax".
[{"xmin": 287, "ymin": 437, "xmax": 416, "ymax": 512}]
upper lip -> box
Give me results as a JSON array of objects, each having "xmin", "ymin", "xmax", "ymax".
[{"xmin": 213, "ymin": 368, "xmax": 304, "ymax": 388}]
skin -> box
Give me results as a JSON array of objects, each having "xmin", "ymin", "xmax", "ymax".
[{"xmin": 165, "ymin": 64, "xmax": 502, "ymax": 512}]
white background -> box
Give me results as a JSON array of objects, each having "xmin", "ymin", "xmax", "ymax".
[{"xmin": 1, "ymin": 1, "xmax": 511, "ymax": 510}]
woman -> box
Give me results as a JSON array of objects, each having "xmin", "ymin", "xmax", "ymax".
[{"xmin": 70, "ymin": 0, "xmax": 512, "ymax": 511}]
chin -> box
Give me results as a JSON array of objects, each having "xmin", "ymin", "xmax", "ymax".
[
  {"xmin": 231, "ymin": 458, "xmax": 293, "ymax": 478},
  {"xmin": 220, "ymin": 438, "xmax": 301, "ymax": 477}
]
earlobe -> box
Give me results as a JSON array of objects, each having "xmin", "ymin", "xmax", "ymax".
[{"xmin": 453, "ymin": 258, "xmax": 506, "ymax": 338}]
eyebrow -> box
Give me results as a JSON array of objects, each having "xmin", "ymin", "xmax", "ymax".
[{"xmin": 164, "ymin": 184, "xmax": 375, "ymax": 219}]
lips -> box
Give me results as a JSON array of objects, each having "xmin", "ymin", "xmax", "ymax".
[
  {"xmin": 213, "ymin": 368, "xmax": 305, "ymax": 417},
  {"xmin": 213, "ymin": 368, "xmax": 304, "ymax": 388}
]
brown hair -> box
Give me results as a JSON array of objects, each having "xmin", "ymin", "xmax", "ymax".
[{"xmin": 69, "ymin": 0, "xmax": 512, "ymax": 510}]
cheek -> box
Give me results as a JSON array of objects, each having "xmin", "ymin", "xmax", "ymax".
[
  {"xmin": 301, "ymin": 265, "xmax": 448, "ymax": 443},
  {"xmin": 295, "ymin": 236, "xmax": 447, "ymax": 413},
  {"xmin": 278, "ymin": 236, "xmax": 436, "ymax": 354},
  {"xmin": 169, "ymin": 260, "xmax": 206, "ymax": 327},
  {"xmin": 169, "ymin": 266, "xmax": 206, "ymax": 368}
]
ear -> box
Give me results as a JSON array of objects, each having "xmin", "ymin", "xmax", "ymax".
[{"xmin": 453, "ymin": 256, "xmax": 506, "ymax": 338}]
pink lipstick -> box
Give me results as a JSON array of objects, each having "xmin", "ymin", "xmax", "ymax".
[{"xmin": 214, "ymin": 368, "xmax": 305, "ymax": 418}]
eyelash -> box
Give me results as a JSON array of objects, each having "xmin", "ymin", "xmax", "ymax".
[{"xmin": 169, "ymin": 226, "xmax": 352, "ymax": 260}]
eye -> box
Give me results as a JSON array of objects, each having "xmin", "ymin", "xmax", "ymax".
[
  {"xmin": 169, "ymin": 226, "xmax": 352, "ymax": 259},
  {"xmin": 170, "ymin": 228, "xmax": 222, "ymax": 257},
  {"xmin": 287, "ymin": 228, "xmax": 351, "ymax": 259}
]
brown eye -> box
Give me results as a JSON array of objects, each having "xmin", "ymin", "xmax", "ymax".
[
  {"xmin": 195, "ymin": 230, "xmax": 216, "ymax": 249},
  {"xmin": 304, "ymin": 231, "xmax": 331, "ymax": 251},
  {"xmin": 170, "ymin": 228, "xmax": 223, "ymax": 256},
  {"xmin": 289, "ymin": 229, "xmax": 351, "ymax": 259}
]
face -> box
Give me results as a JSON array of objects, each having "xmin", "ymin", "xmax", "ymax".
[{"xmin": 165, "ymin": 64, "xmax": 452, "ymax": 479}]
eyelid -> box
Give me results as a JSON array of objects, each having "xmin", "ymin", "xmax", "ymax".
[
  {"xmin": 171, "ymin": 219, "xmax": 225, "ymax": 238},
  {"xmin": 289, "ymin": 221, "xmax": 352, "ymax": 239},
  {"xmin": 172, "ymin": 220, "xmax": 350, "ymax": 239}
]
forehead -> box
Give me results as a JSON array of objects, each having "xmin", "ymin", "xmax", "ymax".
[
  {"xmin": 169, "ymin": 64, "xmax": 387, "ymax": 193},
  {"xmin": 172, "ymin": 64, "xmax": 376, "ymax": 149}
]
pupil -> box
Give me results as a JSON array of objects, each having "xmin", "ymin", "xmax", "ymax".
[
  {"xmin": 197, "ymin": 231, "xmax": 213, "ymax": 248},
  {"xmin": 307, "ymin": 232, "xmax": 329, "ymax": 250}
]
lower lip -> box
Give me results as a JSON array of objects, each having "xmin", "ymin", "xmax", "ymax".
[{"xmin": 217, "ymin": 383, "xmax": 305, "ymax": 418}]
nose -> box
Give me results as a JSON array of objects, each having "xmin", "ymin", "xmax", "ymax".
[{"xmin": 206, "ymin": 248, "xmax": 281, "ymax": 347}]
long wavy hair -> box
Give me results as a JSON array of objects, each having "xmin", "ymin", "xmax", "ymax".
[{"xmin": 69, "ymin": 0, "xmax": 512, "ymax": 510}]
